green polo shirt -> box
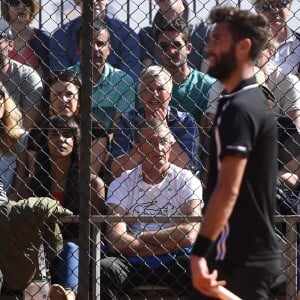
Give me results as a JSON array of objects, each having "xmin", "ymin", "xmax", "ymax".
[
  {"xmin": 68, "ymin": 63, "xmax": 136, "ymax": 130},
  {"xmin": 172, "ymin": 68, "xmax": 215, "ymax": 122}
]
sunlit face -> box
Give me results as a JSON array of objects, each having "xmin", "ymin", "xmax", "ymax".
[
  {"xmin": 47, "ymin": 128, "xmax": 74, "ymax": 158},
  {"xmin": 92, "ymin": 29, "xmax": 110, "ymax": 66},
  {"xmin": 50, "ymin": 82, "xmax": 79, "ymax": 117},
  {"xmin": 79, "ymin": 28, "xmax": 110, "ymax": 67},
  {"xmin": 7, "ymin": 0, "xmax": 32, "ymax": 23},
  {"xmin": 139, "ymin": 127, "xmax": 172, "ymax": 167},
  {"xmin": 259, "ymin": 0, "xmax": 291, "ymax": 32},
  {"xmin": 205, "ymin": 22, "xmax": 237, "ymax": 82},
  {"xmin": 0, "ymin": 37, "xmax": 12, "ymax": 63},
  {"xmin": 157, "ymin": 30, "xmax": 192, "ymax": 69},
  {"xmin": 139, "ymin": 76, "xmax": 171, "ymax": 117}
]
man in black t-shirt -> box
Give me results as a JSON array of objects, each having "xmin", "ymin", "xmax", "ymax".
[{"xmin": 190, "ymin": 6, "xmax": 281, "ymax": 300}]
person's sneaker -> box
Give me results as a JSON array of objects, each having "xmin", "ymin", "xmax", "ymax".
[{"xmin": 49, "ymin": 284, "xmax": 76, "ymax": 300}]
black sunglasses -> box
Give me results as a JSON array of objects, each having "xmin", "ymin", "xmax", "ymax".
[
  {"xmin": 7, "ymin": 0, "xmax": 32, "ymax": 7},
  {"xmin": 262, "ymin": 0, "xmax": 290, "ymax": 11}
]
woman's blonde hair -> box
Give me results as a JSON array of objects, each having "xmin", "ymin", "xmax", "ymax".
[
  {"xmin": 1, "ymin": 0, "xmax": 40, "ymax": 23},
  {"xmin": 0, "ymin": 82, "xmax": 23, "ymax": 153}
]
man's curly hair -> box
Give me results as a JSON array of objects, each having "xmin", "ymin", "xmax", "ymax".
[{"xmin": 208, "ymin": 6, "xmax": 270, "ymax": 61}]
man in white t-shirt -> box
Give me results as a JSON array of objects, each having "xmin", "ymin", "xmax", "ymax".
[{"xmin": 100, "ymin": 118, "xmax": 203, "ymax": 299}]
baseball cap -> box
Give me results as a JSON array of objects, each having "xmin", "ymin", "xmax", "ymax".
[{"xmin": 0, "ymin": 18, "xmax": 12, "ymax": 40}]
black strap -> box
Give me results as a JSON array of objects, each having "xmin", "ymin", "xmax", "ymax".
[{"xmin": 294, "ymin": 31, "xmax": 300, "ymax": 74}]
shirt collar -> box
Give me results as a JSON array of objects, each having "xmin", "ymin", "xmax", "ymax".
[{"xmin": 223, "ymin": 76, "xmax": 257, "ymax": 96}]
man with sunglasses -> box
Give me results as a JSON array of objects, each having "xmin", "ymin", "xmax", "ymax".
[
  {"xmin": 252, "ymin": 0, "xmax": 300, "ymax": 77},
  {"xmin": 49, "ymin": 0, "xmax": 141, "ymax": 80},
  {"xmin": 154, "ymin": 18, "xmax": 215, "ymax": 180},
  {"xmin": 139, "ymin": 0, "xmax": 210, "ymax": 72}
]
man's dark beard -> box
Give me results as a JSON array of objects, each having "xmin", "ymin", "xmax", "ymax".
[{"xmin": 207, "ymin": 46, "xmax": 237, "ymax": 81}]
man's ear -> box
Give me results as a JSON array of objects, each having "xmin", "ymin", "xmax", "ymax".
[
  {"xmin": 186, "ymin": 42, "xmax": 192, "ymax": 54},
  {"xmin": 239, "ymin": 38, "xmax": 251, "ymax": 52},
  {"xmin": 8, "ymin": 40, "xmax": 14, "ymax": 51}
]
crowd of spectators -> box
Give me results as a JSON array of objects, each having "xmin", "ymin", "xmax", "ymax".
[{"xmin": 0, "ymin": 0, "xmax": 299, "ymax": 299}]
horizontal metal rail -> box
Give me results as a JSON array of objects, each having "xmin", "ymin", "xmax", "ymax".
[{"xmin": 61, "ymin": 214, "xmax": 299, "ymax": 299}]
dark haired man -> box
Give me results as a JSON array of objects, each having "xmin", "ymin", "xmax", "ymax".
[
  {"xmin": 50, "ymin": 0, "xmax": 141, "ymax": 80},
  {"xmin": 190, "ymin": 6, "xmax": 281, "ymax": 299}
]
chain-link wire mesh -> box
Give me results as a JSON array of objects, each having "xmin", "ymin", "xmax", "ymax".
[{"xmin": 0, "ymin": 0, "xmax": 299, "ymax": 299}]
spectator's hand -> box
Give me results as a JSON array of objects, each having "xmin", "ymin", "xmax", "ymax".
[
  {"xmin": 152, "ymin": 108, "xmax": 167, "ymax": 121},
  {"xmin": 155, "ymin": 0, "xmax": 185, "ymax": 18},
  {"xmin": 190, "ymin": 255, "xmax": 226, "ymax": 298}
]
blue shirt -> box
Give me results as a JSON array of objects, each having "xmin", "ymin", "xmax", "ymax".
[
  {"xmin": 68, "ymin": 63, "xmax": 136, "ymax": 130},
  {"xmin": 110, "ymin": 106, "xmax": 200, "ymax": 172},
  {"xmin": 49, "ymin": 16, "xmax": 141, "ymax": 80},
  {"xmin": 172, "ymin": 68, "xmax": 215, "ymax": 122}
]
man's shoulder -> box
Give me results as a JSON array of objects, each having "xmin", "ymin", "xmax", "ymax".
[
  {"xmin": 110, "ymin": 166, "xmax": 140, "ymax": 187},
  {"xmin": 8, "ymin": 60, "xmax": 40, "ymax": 79},
  {"xmin": 189, "ymin": 69, "xmax": 215, "ymax": 85},
  {"xmin": 105, "ymin": 15, "xmax": 136, "ymax": 34},
  {"xmin": 52, "ymin": 16, "xmax": 81, "ymax": 37},
  {"xmin": 168, "ymin": 106, "xmax": 196, "ymax": 124},
  {"xmin": 168, "ymin": 164, "xmax": 201, "ymax": 185},
  {"xmin": 105, "ymin": 64, "xmax": 135, "ymax": 84}
]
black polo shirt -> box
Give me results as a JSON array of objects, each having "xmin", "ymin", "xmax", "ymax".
[{"xmin": 206, "ymin": 77, "xmax": 281, "ymax": 265}]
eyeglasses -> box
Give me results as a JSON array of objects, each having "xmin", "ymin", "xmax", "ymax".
[
  {"xmin": 158, "ymin": 41, "xmax": 187, "ymax": 52},
  {"xmin": 261, "ymin": 0, "xmax": 290, "ymax": 11},
  {"xmin": 0, "ymin": 91, "xmax": 4, "ymax": 101},
  {"xmin": 7, "ymin": 0, "xmax": 32, "ymax": 7}
]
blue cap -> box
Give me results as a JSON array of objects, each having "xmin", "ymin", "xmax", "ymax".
[{"xmin": 0, "ymin": 18, "xmax": 12, "ymax": 40}]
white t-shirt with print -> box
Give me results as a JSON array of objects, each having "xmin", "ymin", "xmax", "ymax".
[{"xmin": 107, "ymin": 164, "xmax": 203, "ymax": 234}]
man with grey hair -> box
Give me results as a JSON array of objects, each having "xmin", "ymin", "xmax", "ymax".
[
  {"xmin": 101, "ymin": 117, "xmax": 203, "ymax": 299},
  {"xmin": 109, "ymin": 64, "xmax": 200, "ymax": 181}
]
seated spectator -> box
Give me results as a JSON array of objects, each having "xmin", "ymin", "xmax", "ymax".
[
  {"xmin": 256, "ymin": 38, "xmax": 300, "ymax": 131},
  {"xmin": 109, "ymin": 65, "xmax": 200, "ymax": 180},
  {"xmin": 278, "ymin": 154, "xmax": 300, "ymax": 191},
  {"xmin": 154, "ymin": 17, "xmax": 215, "ymax": 124},
  {"xmin": 0, "ymin": 18, "xmax": 43, "ymax": 131},
  {"xmin": 29, "ymin": 115, "xmax": 105, "ymax": 300},
  {"xmin": 0, "ymin": 82, "xmax": 28, "ymax": 198},
  {"xmin": 101, "ymin": 118, "xmax": 203, "ymax": 299},
  {"xmin": 251, "ymin": 0, "xmax": 300, "ymax": 77},
  {"xmin": 1, "ymin": 0, "xmax": 50, "ymax": 76},
  {"xmin": 50, "ymin": 0, "xmax": 141, "ymax": 80},
  {"xmin": 139, "ymin": 0, "xmax": 209, "ymax": 71},
  {"xmin": 68, "ymin": 20, "xmax": 136, "ymax": 134},
  {"xmin": 31, "ymin": 70, "xmax": 108, "ymax": 176},
  {"xmin": 25, "ymin": 71, "xmax": 107, "ymax": 179}
]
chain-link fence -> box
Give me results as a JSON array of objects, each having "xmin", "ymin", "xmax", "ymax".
[{"xmin": 0, "ymin": 0, "xmax": 299, "ymax": 299}]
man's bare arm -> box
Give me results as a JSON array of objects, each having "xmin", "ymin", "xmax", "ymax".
[{"xmin": 200, "ymin": 155, "xmax": 247, "ymax": 240}]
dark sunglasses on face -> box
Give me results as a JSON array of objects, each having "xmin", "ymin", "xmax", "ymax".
[
  {"xmin": 158, "ymin": 41, "xmax": 187, "ymax": 52},
  {"xmin": 7, "ymin": 0, "xmax": 32, "ymax": 7},
  {"xmin": 262, "ymin": 0, "xmax": 290, "ymax": 11}
]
